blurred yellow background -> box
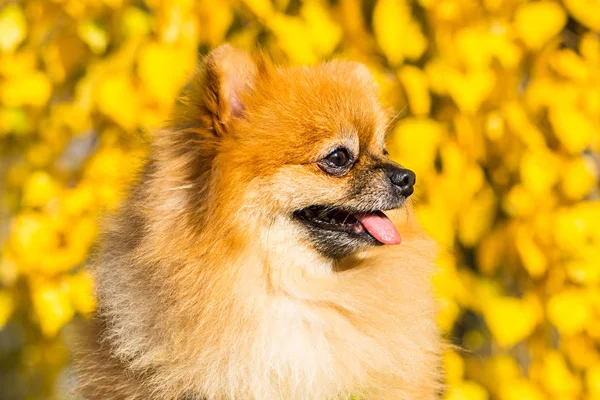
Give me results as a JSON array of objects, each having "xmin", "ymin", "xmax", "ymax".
[{"xmin": 0, "ymin": 0, "xmax": 599, "ymax": 399}]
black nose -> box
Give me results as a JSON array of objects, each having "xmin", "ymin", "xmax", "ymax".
[{"xmin": 389, "ymin": 168, "xmax": 416, "ymax": 197}]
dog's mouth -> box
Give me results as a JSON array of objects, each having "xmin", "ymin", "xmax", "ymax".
[{"xmin": 294, "ymin": 205, "xmax": 401, "ymax": 246}]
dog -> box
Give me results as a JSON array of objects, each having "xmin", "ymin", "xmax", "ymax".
[{"xmin": 74, "ymin": 44, "xmax": 442, "ymax": 400}]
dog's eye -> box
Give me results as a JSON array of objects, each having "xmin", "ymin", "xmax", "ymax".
[
  {"xmin": 324, "ymin": 148, "xmax": 350, "ymax": 167},
  {"xmin": 382, "ymin": 148, "xmax": 389, "ymax": 156}
]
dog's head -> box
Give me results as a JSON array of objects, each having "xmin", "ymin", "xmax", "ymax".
[{"xmin": 169, "ymin": 45, "xmax": 416, "ymax": 259}]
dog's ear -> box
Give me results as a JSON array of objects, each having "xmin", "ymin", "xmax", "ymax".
[{"xmin": 201, "ymin": 44, "xmax": 262, "ymax": 136}]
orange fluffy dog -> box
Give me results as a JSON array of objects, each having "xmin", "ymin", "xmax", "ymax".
[{"xmin": 74, "ymin": 45, "xmax": 442, "ymax": 400}]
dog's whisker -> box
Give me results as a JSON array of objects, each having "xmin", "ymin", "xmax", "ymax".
[{"xmin": 166, "ymin": 184, "xmax": 194, "ymax": 191}]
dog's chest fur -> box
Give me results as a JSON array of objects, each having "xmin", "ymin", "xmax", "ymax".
[{"xmin": 76, "ymin": 226, "xmax": 441, "ymax": 400}]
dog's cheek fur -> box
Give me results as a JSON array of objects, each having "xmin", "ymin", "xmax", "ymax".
[{"xmin": 72, "ymin": 45, "xmax": 443, "ymax": 400}]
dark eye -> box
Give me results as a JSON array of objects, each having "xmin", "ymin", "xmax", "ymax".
[
  {"xmin": 324, "ymin": 148, "xmax": 350, "ymax": 167},
  {"xmin": 383, "ymin": 148, "xmax": 389, "ymax": 156}
]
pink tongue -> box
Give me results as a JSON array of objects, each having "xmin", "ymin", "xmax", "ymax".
[{"xmin": 355, "ymin": 211, "xmax": 401, "ymax": 245}]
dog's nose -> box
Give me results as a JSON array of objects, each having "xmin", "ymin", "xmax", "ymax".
[{"xmin": 389, "ymin": 168, "xmax": 416, "ymax": 197}]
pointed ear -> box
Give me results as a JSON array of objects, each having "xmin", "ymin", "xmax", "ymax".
[{"xmin": 202, "ymin": 44, "xmax": 259, "ymax": 136}]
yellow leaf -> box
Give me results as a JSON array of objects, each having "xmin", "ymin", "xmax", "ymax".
[
  {"xmin": 458, "ymin": 186, "xmax": 497, "ymax": 247},
  {"xmin": 488, "ymin": 25, "xmax": 523, "ymax": 69},
  {"xmin": 587, "ymin": 364, "xmax": 600, "ymax": 398},
  {"xmin": 0, "ymin": 107, "xmax": 30, "ymax": 136},
  {"xmin": 31, "ymin": 280, "xmax": 74, "ymax": 337},
  {"xmin": 425, "ymin": 58, "xmax": 453, "ymax": 95},
  {"xmin": 580, "ymin": 33, "xmax": 600, "ymax": 65},
  {"xmin": 417, "ymin": 202, "xmax": 456, "ymax": 247},
  {"xmin": 481, "ymin": 355, "xmax": 521, "ymax": 396},
  {"xmin": 444, "ymin": 380, "xmax": 489, "ymax": 400},
  {"xmin": 564, "ymin": 0, "xmax": 600, "ymax": 31},
  {"xmin": 390, "ymin": 117, "xmax": 443, "ymax": 176},
  {"xmin": 66, "ymin": 216, "xmax": 98, "ymax": 264},
  {"xmin": 0, "ymin": 4, "xmax": 27, "ymax": 53},
  {"xmin": 10, "ymin": 213, "xmax": 60, "ymax": 272},
  {"xmin": 455, "ymin": 26, "xmax": 493, "ymax": 69},
  {"xmin": 562, "ymin": 334, "xmax": 599, "ymax": 370},
  {"xmin": 443, "ymin": 350, "xmax": 465, "ymax": 386},
  {"xmin": 515, "ymin": 226, "xmax": 547, "ymax": 278},
  {"xmin": 581, "ymin": 87, "xmax": 600, "ymax": 122},
  {"xmin": 549, "ymin": 106, "xmax": 595, "ymax": 154},
  {"xmin": 1, "ymin": 71, "xmax": 52, "ymax": 107},
  {"xmin": 154, "ymin": 1, "xmax": 198, "ymax": 44},
  {"xmin": 551, "ymin": 49, "xmax": 590, "ymax": 81},
  {"xmin": 66, "ymin": 271, "xmax": 96, "ymax": 315},
  {"xmin": 484, "ymin": 111, "xmax": 505, "ymax": 141},
  {"xmin": 446, "ymin": 68, "xmax": 495, "ymax": 113},
  {"xmin": 77, "ymin": 21, "xmax": 109, "ymax": 55},
  {"xmin": 514, "ymin": 1, "xmax": 566, "ymax": 50},
  {"xmin": 373, "ymin": 0, "xmax": 427, "ymax": 65},
  {"xmin": 302, "ymin": 0, "xmax": 342, "ymax": 57},
  {"xmin": 520, "ymin": 149, "xmax": 560, "ymax": 195},
  {"xmin": 398, "ymin": 66, "xmax": 430, "ymax": 116},
  {"xmin": 95, "ymin": 74, "xmax": 139, "ymax": 130},
  {"xmin": 539, "ymin": 351, "xmax": 582, "ymax": 398},
  {"xmin": 436, "ymin": 296, "xmax": 461, "ymax": 332},
  {"xmin": 21, "ymin": 171, "xmax": 61, "ymax": 208},
  {"xmin": 120, "ymin": 7, "xmax": 152, "ymax": 37},
  {"xmin": 85, "ymin": 147, "xmax": 132, "ymax": 183},
  {"xmin": 138, "ymin": 43, "xmax": 194, "ymax": 105},
  {"xmin": 484, "ymin": 296, "xmax": 539, "ymax": 347},
  {"xmin": 547, "ymin": 289, "xmax": 592, "ymax": 335},
  {"xmin": 566, "ymin": 254, "xmax": 600, "ymax": 286},
  {"xmin": 0, "ymin": 49, "xmax": 36, "ymax": 77},
  {"xmin": 502, "ymin": 102, "xmax": 546, "ymax": 148},
  {"xmin": 268, "ymin": 14, "xmax": 317, "ymax": 64},
  {"xmin": 553, "ymin": 205, "xmax": 595, "ymax": 254},
  {"xmin": 198, "ymin": 1, "xmax": 233, "ymax": 46},
  {"xmin": 498, "ymin": 379, "xmax": 544, "ymax": 400},
  {"xmin": 62, "ymin": 184, "xmax": 97, "ymax": 216},
  {"xmin": 560, "ymin": 156, "xmax": 597, "ymax": 200}
]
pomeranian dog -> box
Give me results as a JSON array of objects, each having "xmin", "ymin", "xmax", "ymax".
[{"xmin": 74, "ymin": 45, "xmax": 442, "ymax": 400}]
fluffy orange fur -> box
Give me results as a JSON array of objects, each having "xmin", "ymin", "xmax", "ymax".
[{"xmin": 74, "ymin": 45, "xmax": 442, "ymax": 400}]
